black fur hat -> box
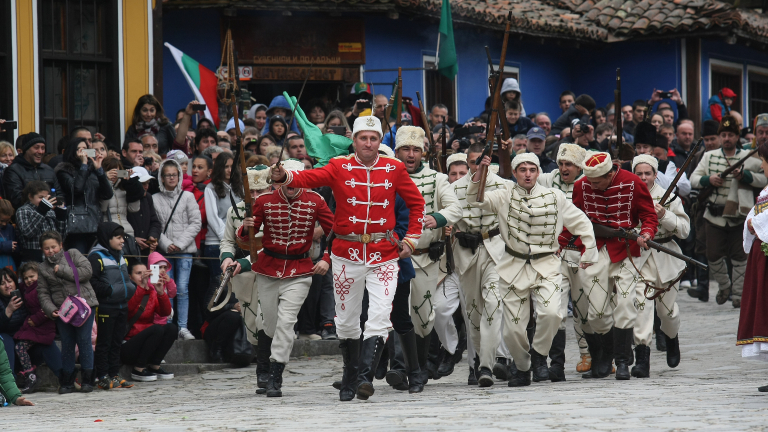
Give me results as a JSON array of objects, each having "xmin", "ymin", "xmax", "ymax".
[{"xmin": 633, "ymin": 122, "xmax": 656, "ymax": 146}]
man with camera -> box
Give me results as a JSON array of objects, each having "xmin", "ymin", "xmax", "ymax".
[
  {"xmin": 395, "ymin": 125, "xmax": 463, "ymax": 385},
  {"xmin": 550, "ymin": 94, "xmax": 596, "ymax": 137}
]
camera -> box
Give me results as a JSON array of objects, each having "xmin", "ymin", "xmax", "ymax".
[
  {"xmin": 660, "ymin": 91, "xmax": 673, "ymax": 99},
  {"xmin": 571, "ymin": 118, "xmax": 590, "ymax": 135}
]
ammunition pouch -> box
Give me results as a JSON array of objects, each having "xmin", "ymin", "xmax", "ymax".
[
  {"xmin": 706, "ymin": 203, "xmax": 725, "ymax": 217},
  {"xmin": 455, "ymin": 232, "xmax": 483, "ymax": 254},
  {"xmin": 428, "ymin": 241, "xmax": 446, "ymax": 262}
]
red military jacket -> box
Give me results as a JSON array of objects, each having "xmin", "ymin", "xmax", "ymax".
[
  {"xmin": 281, "ymin": 154, "xmax": 425, "ymax": 267},
  {"xmin": 571, "ymin": 166, "xmax": 658, "ymax": 262},
  {"xmin": 237, "ymin": 188, "xmax": 334, "ymax": 278}
]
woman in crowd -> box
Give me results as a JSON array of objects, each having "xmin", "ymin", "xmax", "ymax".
[
  {"xmin": 0, "ymin": 268, "xmax": 26, "ymax": 378},
  {"xmin": 266, "ymin": 115, "xmax": 289, "ymax": 147},
  {"xmin": 197, "ymin": 117, "xmax": 215, "ymax": 131},
  {"xmin": 154, "ymin": 158, "xmax": 202, "ymax": 340},
  {"xmin": 13, "ymin": 263, "xmax": 61, "ymax": 394},
  {"xmin": 122, "ymin": 261, "xmax": 176, "ymax": 382},
  {"xmin": 323, "ymin": 110, "xmax": 352, "ymax": 139},
  {"xmin": 307, "ymin": 99, "xmax": 327, "ymax": 125},
  {"xmin": 37, "ymin": 231, "xmax": 98, "ymax": 394},
  {"xmin": 16, "ymin": 181, "xmax": 64, "ymax": 263},
  {"xmin": 190, "ymin": 155, "xmax": 213, "ymax": 251},
  {"xmin": 147, "ymin": 252, "xmax": 176, "ymax": 325},
  {"xmin": 55, "ymin": 137, "xmax": 114, "ymax": 254},
  {"xmin": 0, "ymin": 141, "xmax": 14, "ymax": 195},
  {"xmin": 651, "ymin": 113, "xmax": 664, "ymax": 131},
  {"xmin": 264, "ymin": 145, "xmax": 282, "ymax": 166},
  {"xmin": 592, "ymin": 108, "xmax": 607, "ymax": 126},
  {"xmin": 0, "ymin": 199, "xmax": 16, "ymax": 271},
  {"xmin": 123, "ymin": 95, "xmax": 196, "ymax": 155},
  {"xmin": 246, "ymin": 104, "xmax": 268, "ymax": 135},
  {"xmin": 256, "ymin": 135, "xmax": 278, "ymax": 158},
  {"xmin": 100, "ymin": 157, "xmax": 144, "ymax": 238},
  {"xmin": 203, "ymin": 152, "xmax": 243, "ymax": 304},
  {"xmin": 91, "ymin": 139, "xmax": 108, "ymax": 160}
]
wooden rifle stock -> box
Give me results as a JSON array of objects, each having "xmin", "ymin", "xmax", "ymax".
[
  {"xmin": 658, "ymin": 138, "xmax": 703, "ymax": 206},
  {"xmin": 591, "ymin": 223, "xmax": 707, "ymax": 269},
  {"xmin": 697, "ymin": 147, "xmax": 760, "ymax": 205},
  {"xmin": 485, "ymin": 47, "xmax": 512, "ymax": 179},
  {"xmin": 416, "ymin": 91, "xmax": 439, "ymax": 171}
]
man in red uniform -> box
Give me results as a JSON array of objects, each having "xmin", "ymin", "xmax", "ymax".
[
  {"xmin": 237, "ymin": 159, "xmax": 334, "ymax": 398},
  {"xmin": 270, "ymin": 115, "xmax": 425, "ymax": 401},
  {"xmin": 571, "ymin": 152, "xmax": 658, "ymax": 380}
]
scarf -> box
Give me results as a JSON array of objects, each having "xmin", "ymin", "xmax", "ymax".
[{"xmin": 135, "ymin": 119, "xmax": 160, "ymax": 138}]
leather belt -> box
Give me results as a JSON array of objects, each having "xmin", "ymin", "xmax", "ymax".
[
  {"xmin": 505, "ymin": 246, "xmax": 553, "ymax": 261},
  {"xmin": 654, "ymin": 236, "xmax": 674, "ymax": 244},
  {"xmin": 335, "ymin": 232, "xmax": 388, "ymax": 244},
  {"xmin": 412, "ymin": 248, "xmax": 431, "ymax": 256},
  {"xmin": 262, "ymin": 249, "xmax": 310, "ymax": 260},
  {"xmin": 482, "ymin": 228, "xmax": 501, "ymax": 240}
]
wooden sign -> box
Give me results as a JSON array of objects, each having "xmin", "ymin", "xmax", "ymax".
[
  {"xmin": 226, "ymin": 17, "xmax": 365, "ymax": 65},
  {"xmin": 250, "ymin": 66, "xmax": 360, "ymax": 82}
]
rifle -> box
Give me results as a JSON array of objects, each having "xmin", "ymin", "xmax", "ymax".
[
  {"xmin": 440, "ymin": 118, "xmax": 453, "ymax": 277},
  {"xmin": 207, "ymin": 265, "xmax": 235, "ymax": 311},
  {"xmin": 696, "ymin": 146, "xmax": 760, "ymax": 205},
  {"xmin": 440, "ymin": 118, "xmax": 448, "ymax": 176},
  {"xmin": 476, "ymin": 12, "xmax": 512, "ymax": 202},
  {"xmin": 613, "ymin": 69, "xmax": 635, "ymax": 161},
  {"xmin": 395, "ymin": 68, "xmax": 403, "ymax": 129},
  {"xmin": 415, "ymin": 91, "xmax": 438, "ymax": 171},
  {"xmin": 591, "ymin": 223, "xmax": 707, "ymax": 269},
  {"xmin": 658, "ymin": 138, "xmax": 703, "ymax": 206},
  {"xmin": 485, "ymin": 46, "xmax": 512, "ymax": 179}
]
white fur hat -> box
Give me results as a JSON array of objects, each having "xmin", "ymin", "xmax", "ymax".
[
  {"xmin": 556, "ymin": 144, "xmax": 587, "ymax": 168},
  {"xmin": 394, "ymin": 125, "xmax": 426, "ymax": 151},
  {"xmin": 446, "ymin": 153, "xmax": 467, "ymax": 168},
  {"xmin": 352, "ymin": 116, "xmax": 382, "ymax": 139},
  {"xmin": 632, "ymin": 154, "xmax": 658, "ymax": 173},
  {"xmin": 582, "ymin": 152, "xmax": 613, "ymax": 177},
  {"xmin": 512, "ymin": 153, "xmax": 540, "ymax": 170},
  {"xmin": 490, "ymin": 163, "xmax": 500, "ymax": 175},
  {"xmin": 378, "ymin": 145, "xmax": 395, "ymax": 158},
  {"xmin": 282, "ymin": 158, "xmax": 305, "ymax": 172},
  {"xmin": 247, "ymin": 165, "xmax": 272, "ymax": 190}
]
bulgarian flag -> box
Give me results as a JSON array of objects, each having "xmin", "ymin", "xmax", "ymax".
[{"xmin": 165, "ymin": 42, "xmax": 219, "ymax": 127}]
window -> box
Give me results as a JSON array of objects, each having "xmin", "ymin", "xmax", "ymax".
[
  {"xmin": 423, "ymin": 55, "xmax": 457, "ymax": 121},
  {"xmin": 487, "ymin": 65, "xmax": 519, "ymax": 96},
  {"xmin": 38, "ymin": 0, "xmax": 118, "ymax": 152},
  {"xmin": 0, "ymin": 2, "xmax": 12, "ymax": 124},
  {"xmin": 710, "ymin": 60, "xmax": 742, "ymax": 115},
  {"xmin": 749, "ymin": 68, "xmax": 768, "ymax": 122}
]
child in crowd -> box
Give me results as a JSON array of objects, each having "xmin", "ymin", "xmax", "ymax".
[
  {"xmin": 167, "ymin": 150, "xmax": 193, "ymax": 192},
  {"xmin": 88, "ymin": 222, "xmax": 137, "ymax": 390},
  {"xmin": 505, "ymin": 100, "xmax": 535, "ymax": 136},
  {"xmin": 13, "ymin": 263, "xmax": 61, "ymax": 394},
  {"xmin": 36, "ymin": 231, "xmax": 98, "ymax": 394},
  {"xmin": 147, "ymin": 251, "xmax": 176, "ymax": 325},
  {"xmin": 0, "ymin": 200, "xmax": 16, "ymax": 270},
  {"xmin": 16, "ymin": 181, "xmax": 65, "ymax": 263},
  {"xmin": 267, "ymin": 115, "xmax": 289, "ymax": 146}
]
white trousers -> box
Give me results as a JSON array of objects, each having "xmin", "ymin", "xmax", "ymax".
[
  {"xmin": 579, "ymin": 247, "xmax": 641, "ymax": 334},
  {"xmin": 231, "ymin": 272, "xmax": 260, "ymax": 345},
  {"xmin": 559, "ymin": 260, "xmax": 590, "ymax": 355},
  {"xmin": 633, "ymin": 255, "xmax": 681, "ymax": 346},
  {"xmin": 332, "ymin": 257, "xmax": 398, "ymax": 340},
  {"xmin": 257, "ymin": 274, "xmax": 312, "ymax": 364},
  {"xmin": 410, "ymin": 260, "xmax": 441, "ymax": 337}
]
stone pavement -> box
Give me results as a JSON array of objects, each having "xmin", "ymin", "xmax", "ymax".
[{"xmin": 5, "ymin": 289, "xmax": 768, "ymax": 431}]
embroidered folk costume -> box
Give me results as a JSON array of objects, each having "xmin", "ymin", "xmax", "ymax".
[{"xmin": 738, "ymin": 186, "xmax": 768, "ymax": 363}]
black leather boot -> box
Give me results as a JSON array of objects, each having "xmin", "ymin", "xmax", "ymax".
[
  {"xmin": 398, "ymin": 329, "xmax": 424, "ymax": 393},
  {"xmin": 598, "ymin": 329, "xmax": 614, "ymax": 377},
  {"xmin": 255, "ymin": 330, "xmax": 273, "ymax": 394},
  {"xmin": 666, "ymin": 333, "xmax": 681, "ymax": 368},
  {"xmin": 548, "ymin": 329, "xmax": 566, "ymax": 382},
  {"xmin": 631, "ymin": 345, "xmax": 650, "ymax": 378},
  {"xmin": 357, "ymin": 336, "xmax": 386, "ymax": 400},
  {"xmin": 530, "ymin": 349, "xmax": 550, "ymax": 382},
  {"xmin": 386, "ymin": 332, "xmax": 409, "ymax": 391},
  {"xmin": 426, "ymin": 330, "xmax": 442, "ymax": 380},
  {"xmin": 614, "ymin": 328, "xmax": 632, "ymax": 380},
  {"xmin": 339, "ymin": 338, "xmax": 360, "ymax": 402},
  {"xmin": 656, "ymin": 330, "xmax": 668, "ymax": 352},
  {"xmin": 581, "ymin": 333, "xmax": 605, "ymax": 379},
  {"xmin": 437, "ymin": 346, "xmax": 457, "ymax": 377},
  {"xmin": 415, "ymin": 334, "xmax": 431, "ymax": 385},
  {"xmin": 493, "ymin": 357, "xmax": 509, "ymax": 381},
  {"xmin": 375, "ymin": 334, "xmax": 390, "ymax": 380},
  {"xmin": 508, "ymin": 367, "xmax": 532, "ymax": 387},
  {"xmin": 468, "ymin": 354, "xmax": 480, "ymax": 385},
  {"xmin": 266, "ymin": 362, "xmax": 285, "ymax": 397},
  {"xmin": 80, "ymin": 369, "xmax": 94, "ymax": 393},
  {"xmin": 477, "ymin": 367, "xmax": 494, "ymax": 387},
  {"xmin": 58, "ymin": 370, "xmax": 76, "ymax": 394}
]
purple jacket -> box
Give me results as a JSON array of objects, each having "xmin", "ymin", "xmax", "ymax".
[{"xmin": 14, "ymin": 282, "xmax": 56, "ymax": 345}]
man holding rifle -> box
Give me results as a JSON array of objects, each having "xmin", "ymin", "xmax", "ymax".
[
  {"xmin": 690, "ymin": 115, "xmax": 767, "ymax": 308},
  {"xmin": 630, "ymin": 155, "xmax": 690, "ymax": 378},
  {"xmin": 571, "ymin": 152, "xmax": 658, "ymax": 381}
]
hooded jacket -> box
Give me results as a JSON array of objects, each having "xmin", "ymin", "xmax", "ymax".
[
  {"xmin": 246, "ymin": 103, "xmax": 268, "ymax": 135},
  {"xmin": 500, "ymin": 78, "xmax": 526, "ymax": 118},
  {"xmin": 3, "ymin": 154, "xmax": 63, "ymax": 209},
  {"xmin": 147, "ymin": 251, "xmax": 176, "ymax": 325},
  {"xmin": 13, "ymin": 281, "xmax": 56, "ymax": 345},
  {"xmin": 262, "ymin": 96, "xmax": 300, "ymax": 135},
  {"xmin": 153, "ymin": 159, "xmax": 202, "ymax": 254},
  {"xmin": 266, "ymin": 115, "xmax": 289, "ymax": 146},
  {"xmin": 37, "ymin": 248, "xmax": 98, "ymax": 318},
  {"xmin": 87, "ymin": 222, "xmax": 136, "ymax": 311}
]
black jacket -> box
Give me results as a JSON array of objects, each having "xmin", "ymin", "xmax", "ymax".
[
  {"xmin": 0, "ymin": 293, "xmax": 28, "ymax": 335},
  {"xmin": 3, "ymin": 155, "xmax": 63, "ymax": 209},
  {"xmin": 550, "ymin": 106, "xmax": 590, "ymax": 137},
  {"xmin": 127, "ymin": 192, "xmax": 162, "ymax": 242},
  {"xmin": 54, "ymin": 161, "xmax": 114, "ymax": 217}
]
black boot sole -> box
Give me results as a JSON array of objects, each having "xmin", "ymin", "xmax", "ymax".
[
  {"xmin": 356, "ymin": 382, "xmax": 374, "ymax": 400},
  {"xmin": 549, "ymin": 368, "xmax": 566, "ymax": 382},
  {"xmin": 437, "ymin": 363, "xmax": 455, "ymax": 377},
  {"xmin": 385, "ymin": 371, "xmax": 409, "ymax": 391},
  {"xmin": 477, "ymin": 375, "xmax": 494, "ymax": 387},
  {"xmin": 256, "ymin": 388, "xmax": 267, "ymax": 394},
  {"xmin": 332, "ymin": 381, "xmax": 342, "ymax": 390},
  {"xmin": 266, "ymin": 390, "xmax": 282, "ymax": 397}
]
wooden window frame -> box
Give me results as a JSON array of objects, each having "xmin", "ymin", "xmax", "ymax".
[{"xmin": 422, "ymin": 55, "xmax": 458, "ymax": 121}]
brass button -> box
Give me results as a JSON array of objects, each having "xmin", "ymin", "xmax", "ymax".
[{"xmin": 361, "ymin": 234, "xmax": 372, "ymax": 244}]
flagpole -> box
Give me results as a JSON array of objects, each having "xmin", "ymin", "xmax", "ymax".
[{"xmin": 435, "ymin": 32, "xmax": 441, "ymax": 69}]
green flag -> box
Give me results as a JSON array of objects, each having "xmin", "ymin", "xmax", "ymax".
[{"xmin": 436, "ymin": 0, "xmax": 457, "ymax": 80}]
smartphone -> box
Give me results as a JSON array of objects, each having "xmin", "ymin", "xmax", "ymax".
[
  {"xmin": 117, "ymin": 169, "xmax": 130, "ymax": 179},
  {"xmin": 660, "ymin": 91, "xmax": 673, "ymax": 99},
  {"xmin": 329, "ymin": 126, "xmax": 347, "ymax": 136},
  {"xmin": 191, "ymin": 104, "xmax": 207, "ymax": 112},
  {"xmin": 9, "ymin": 289, "xmax": 20, "ymax": 300},
  {"xmin": 358, "ymin": 100, "xmax": 372, "ymax": 109},
  {"xmin": 85, "ymin": 149, "xmax": 96, "ymax": 158},
  {"xmin": 150, "ymin": 265, "xmax": 160, "ymax": 284},
  {"xmin": 2, "ymin": 121, "xmax": 17, "ymax": 130}
]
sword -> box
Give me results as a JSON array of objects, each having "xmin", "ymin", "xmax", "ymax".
[
  {"xmin": 386, "ymin": 231, "xmax": 428, "ymax": 277},
  {"xmin": 207, "ymin": 265, "xmax": 235, "ymax": 311}
]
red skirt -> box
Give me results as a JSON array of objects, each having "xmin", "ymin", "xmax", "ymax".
[{"xmin": 737, "ymin": 238, "xmax": 768, "ymax": 345}]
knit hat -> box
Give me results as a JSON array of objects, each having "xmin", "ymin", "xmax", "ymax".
[
  {"xmin": 446, "ymin": 153, "xmax": 467, "ymax": 168},
  {"xmin": 166, "ymin": 149, "xmax": 188, "ymax": 164},
  {"xmin": 556, "ymin": 143, "xmax": 587, "ymax": 168},
  {"xmin": 20, "ymin": 132, "xmax": 45, "ymax": 153},
  {"xmin": 582, "ymin": 152, "xmax": 613, "ymax": 177},
  {"xmin": 247, "ymin": 165, "xmax": 272, "ymax": 190},
  {"xmin": 512, "ymin": 153, "xmax": 540, "ymax": 170},
  {"xmin": 702, "ymin": 120, "xmax": 719, "ymax": 137},
  {"xmin": 352, "ymin": 116, "xmax": 382, "ymax": 139},
  {"xmin": 633, "ymin": 122, "xmax": 656, "ymax": 146},
  {"xmin": 394, "ymin": 125, "xmax": 425, "ymax": 151},
  {"xmin": 632, "ymin": 154, "xmax": 658, "ymax": 173},
  {"xmin": 718, "ymin": 115, "xmax": 740, "ymax": 135},
  {"xmin": 755, "ymin": 113, "xmax": 768, "ymax": 129},
  {"xmin": 378, "ymin": 145, "xmax": 395, "ymax": 158},
  {"xmin": 282, "ymin": 158, "xmax": 305, "ymax": 172}
]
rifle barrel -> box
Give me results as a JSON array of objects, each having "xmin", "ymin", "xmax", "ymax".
[{"xmin": 659, "ymin": 138, "xmax": 703, "ymax": 206}]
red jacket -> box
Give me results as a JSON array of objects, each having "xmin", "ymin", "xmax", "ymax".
[
  {"xmin": 571, "ymin": 167, "xmax": 658, "ymax": 262},
  {"xmin": 238, "ymin": 188, "xmax": 334, "ymax": 278},
  {"xmin": 192, "ymin": 179, "xmax": 211, "ymax": 249},
  {"xmin": 125, "ymin": 286, "xmax": 172, "ymax": 340},
  {"xmin": 14, "ymin": 282, "xmax": 56, "ymax": 345},
  {"xmin": 282, "ymin": 154, "xmax": 424, "ymax": 266}
]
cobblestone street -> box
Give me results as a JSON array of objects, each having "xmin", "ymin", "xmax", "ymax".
[{"xmin": 6, "ymin": 290, "xmax": 768, "ymax": 431}]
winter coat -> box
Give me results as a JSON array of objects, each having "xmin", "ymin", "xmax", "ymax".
[
  {"xmin": 500, "ymin": 78, "xmax": 526, "ymax": 117},
  {"xmin": 0, "ymin": 223, "xmax": 16, "ymax": 270},
  {"xmin": 100, "ymin": 178, "xmax": 144, "ymax": 237},
  {"xmin": 246, "ymin": 103, "xmax": 268, "ymax": 135},
  {"xmin": 13, "ymin": 282, "xmax": 56, "ymax": 345},
  {"xmin": 125, "ymin": 285, "xmax": 172, "ymax": 340},
  {"xmin": 262, "ymin": 96, "xmax": 300, "ymax": 135},
  {"xmin": 153, "ymin": 159, "xmax": 202, "ymax": 254},
  {"xmin": 550, "ymin": 105, "xmax": 590, "ymax": 137},
  {"xmin": 88, "ymin": 223, "xmax": 136, "ymax": 312},
  {"xmin": 204, "ymin": 181, "xmax": 241, "ymax": 245},
  {"xmin": 181, "ymin": 173, "xmax": 194, "ymax": 193},
  {"xmin": 147, "ymin": 252, "xmax": 176, "ymax": 325},
  {"xmin": 37, "ymin": 249, "xmax": 98, "ymax": 318},
  {"xmin": 3, "ymin": 155, "xmax": 63, "ymax": 209},
  {"xmin": 123, "ymin": 122, "xmax": 177, "ymax": 156},
  {"xmin": 55, "ymin": 161, "xmax": 114, "ymax": 235},
  {"xmin": 127, "ymin": 191, "xmax": 162, "ymax": 242},
  {"xmin": 16, "ymin": 202, "xmax": 64, "ymax": 263},
  {"xmin": 0, "ymin": 293, "xmax": 27, "ymax": 336},
  {"xmin": 0, "ymin": 337, "xmax": 21, "ymax": 405}
]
